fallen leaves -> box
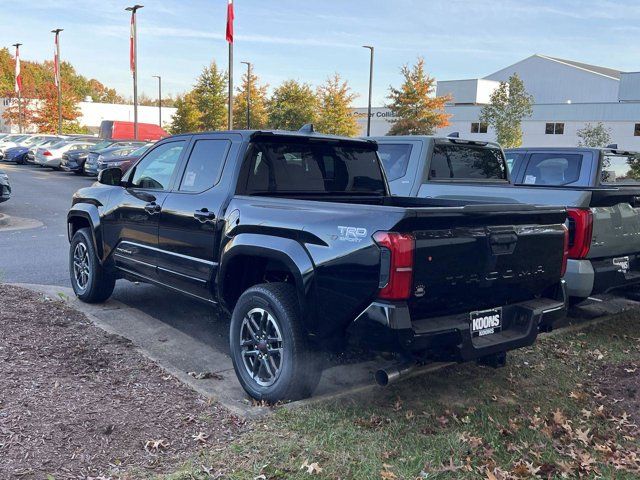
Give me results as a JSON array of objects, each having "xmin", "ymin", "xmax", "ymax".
[
  {"xmin": 144, "ymin": 438, "xmax": 169, "ymax": 453},
  {"xmin": 300, "ymin": 459, "xmax": 322, "ymax": 475}
]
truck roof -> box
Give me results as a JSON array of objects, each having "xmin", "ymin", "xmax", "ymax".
[
  {"xmin": 168, "ymin": 129, "xmax": 377, "ymax": 146},
  {"xmin": 370, "ymin": 135, "xmax": 502, "ymax": 149},
  {"xmin": 505, "ymin": 147, "xmax": 612, "ymax": 153}
]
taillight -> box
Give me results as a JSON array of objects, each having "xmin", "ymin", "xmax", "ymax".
[
  {"xmin": 373, "ymin": 231, "xmax": 414, "ymax": 300},
  {"xmin": 561, "ymin": 224, "xmax": 569, "ymax": 277},
  {"xmin": 43, "ymin": 150, "xmax": 52, "ymax": 156},
  {"xmin": 566, "ymin": 208, "xmax": 593, "ymax": 259}
]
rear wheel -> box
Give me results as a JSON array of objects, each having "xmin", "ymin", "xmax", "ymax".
[
  {"xmin": 229, "ymin": 283, "xmax": 322, "ymax": 402},
  {"xmin": 69, "ymin": 228, "xmax": 115, "ymax": 303}
]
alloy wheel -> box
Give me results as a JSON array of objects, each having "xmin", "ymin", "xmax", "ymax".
[
  {"xmin": 240, "ymin": 307, "xmax": 284, "ymax": 387},
  {"xmin": 73, "ymin": 242, "xmax": 90, "ymax": 290}
]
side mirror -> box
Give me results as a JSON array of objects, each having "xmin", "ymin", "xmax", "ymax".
[{"xmin": 98, "ymin": 167, "xmax": 123, "ymax": 186}]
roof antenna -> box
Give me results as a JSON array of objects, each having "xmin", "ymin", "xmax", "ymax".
[
  {"xmin": 299, "ymin": 123, "xmax": 315, "ymax": 133},
  {"xmin": 448, "ymin": 131, "xmax": 459, "ymax": 138}
]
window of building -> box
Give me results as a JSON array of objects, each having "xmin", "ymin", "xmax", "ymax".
[
  {"xmin": 470, "ymin": 122, "xmax": 488, "ymax": 134},
  {"xmin": 545, "ymin": 122, "xmax": 565, "ymax": 135},
  {"xmin": 634, "ymin": 123, "xmax": 640, "ymax": 136}
]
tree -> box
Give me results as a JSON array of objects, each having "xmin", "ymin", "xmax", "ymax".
[
  {"xmin": 169, "ymin": 92, "xmax": 201, "ymax": 134},
  {"xmin": 315, "ymin": 74, "xmax": 359, "ymax": 137},
  {"xmin": 386, "ymin": 57, "xmax": 450, "ymax": 136},
  {"xmin": 480, "ymin": 73, "xmax": 533, "ymax": 148},
  {"xmin": 268, "ymin": 80, "xmax": 318, "ymax": 131},
  {"xmin": 577, "ymin": 122, "xmax": 611, "ymax": 147},
  {"xmin": 31, "ymin": 83, "xmax": 82, "ymax": 133},
  {"xmin": 192, "ymin": 61, "xmax": 228, "ymax": 131},
  {"xmin": 233, "ymin": 69, "xmax": 269, "ymax": 129}
]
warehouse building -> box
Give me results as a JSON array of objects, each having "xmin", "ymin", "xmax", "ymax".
[{"xmin": 354, "ymin": 54, "xmax": 640, "ymax": 149}]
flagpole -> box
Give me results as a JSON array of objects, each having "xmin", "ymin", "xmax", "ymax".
[
  {"xmin": 227, "ymin": 0, "xmax": 234, "ymax": 130},
  {"xmin": 12, "ymin": 43, "xmax": 22, "ymax": 134},
  {"xmin": 228, "ymin": 43, "xmax": 233, "ymax": 130},
  {"xmin": 126, "ymin": 5, "xmax": 143, "ymax": 140},
  {"xmin": 52, "ymin": 29, "xmax": 63, "ymax": 135}
]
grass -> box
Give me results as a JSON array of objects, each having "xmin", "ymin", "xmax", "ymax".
[{"xmin": 161, "ymin": 311, "xmax": 640, "ymax": 479}]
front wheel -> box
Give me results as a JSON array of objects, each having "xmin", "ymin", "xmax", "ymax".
[
  {"xmin": 229, "ymin": 283, "xmax": 322, "ymax": 402},
  {"xmin": 69, "ymin": 228, "xmax": 115, "ymax": 303}
]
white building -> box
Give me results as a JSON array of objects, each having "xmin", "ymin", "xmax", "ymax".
[
  {"xmin": 0, "ymin": 97, "xmax": 176, "ymax": 133},
  {"xmin": 354, "ymin": 54, "xmax": 640, "ymax": 149}
]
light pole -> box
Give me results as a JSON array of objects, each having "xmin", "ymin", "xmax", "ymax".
[
  {"xmin": 12, "ymin": 43, "xmax": 22, "ymax": 134},
  {"xmin": 152, "ymin": 75, "xmax": 161, "ymax": 127},
  {"xmin": 362, "ymin": 45, "xmax": 374, "ymax": 137},
  {"xmin": 240, "ymin": 61, "xmax": 251, "ymax": 129},
  {"xmin": 52, "ymin": 29, "xmax": 63, "ymax": 134},
  {"xmin": 126, "ymin": 4, "xmax": 143, "ymax": 140}
]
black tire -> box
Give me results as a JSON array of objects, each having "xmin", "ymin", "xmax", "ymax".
[
  {"xmin": 69, "ymin": 228, "xmax": 115, "ymax": 303},
  {"xmin": 229, "ymin": 283, "xmax": 322, "ymax": 402},
  {"xmin": 73, "ymin": 168, "xmax": 84, "ymax": 175}
]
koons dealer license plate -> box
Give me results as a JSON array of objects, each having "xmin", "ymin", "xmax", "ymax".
[{"xmin": 470, "ymin": 307, "xmax": 502, "ymax": 337}]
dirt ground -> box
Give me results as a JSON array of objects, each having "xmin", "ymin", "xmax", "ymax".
[{"xmin": 0, "ymin": 285, "xmax": 244, "ymax": 479}]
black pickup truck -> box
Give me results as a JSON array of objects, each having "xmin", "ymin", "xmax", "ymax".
[{"xmin": 67, "ymin": 129, "xmax": 568, "ymax": 401}]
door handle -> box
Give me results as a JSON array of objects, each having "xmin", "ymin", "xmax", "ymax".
[
  {"xmin": 144, "ymin": 202, "xmax": 161, "ymax": 215},
  {"xmin": 194, "ymin": 208, "xmax": 216, "ymax": 222}
]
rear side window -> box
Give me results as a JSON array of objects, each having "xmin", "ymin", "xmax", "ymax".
[
  {"xmin": 504, "ymin": 152, "xmax": 525, "ymax": 173},
  {"xmin": 240, "ymin": 140, "xmax": 386, "ymax": 195},
  {"xmin": 429, "ymin": 144, "xmax": 507, "ymax": 181},
  {"xmin": 179, "ymin": 139, "xmax": 230, "ymax": 192},
  {"xmin": 601, "ymin": 154, "xmax": 640, "ymax": 184},
  {"xmin": 521, "ymin": 153, "xmax": 582, "ymax": 185},
  {"xmin": 378, "ymin": 144, "xmax": 413, "ymax": 181}
]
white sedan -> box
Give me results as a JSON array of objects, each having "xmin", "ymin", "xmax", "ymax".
[{"xmin": 35, "ymin": 141, "xmax": 96, "ymax": 169}]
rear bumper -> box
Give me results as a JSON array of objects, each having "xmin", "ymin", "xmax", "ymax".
[
  {"xmin": 349, "ymin": 282, "xmax": 566, "ymax": 362},
  {"xmin": 60, "ymin": 159, "xmax": 83, "ymax": 172},
  {"xmin": 564, "ymin": 256, "xmax": 640, "ymax": 298}
]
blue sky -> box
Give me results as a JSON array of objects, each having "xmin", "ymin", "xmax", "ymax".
[{"xmin": 1, "ymin": 0, "xmax": 639, "ymax": 106}]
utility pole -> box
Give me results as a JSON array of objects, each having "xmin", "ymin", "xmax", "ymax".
[
  {"xmin": 52, "ymin": 29, "xmax": 63, "ymax": 135},
  {"xmin": 362, "ymin": 45, "xmax": 374, "ymax": 137},
  {"xmin": 126, "ymin": 4, "xmax": 143, "ymax": 139},
  {"xmin": 240, "ymin": 61, "xmax": 251, "ymax": 129},
  {"xmin": 152, "ymin": 75, "xmax": 161, "ymax": 127},
  {"xmin": 12, "ymin": 43, "xmax": 22, "ymax": 134}
]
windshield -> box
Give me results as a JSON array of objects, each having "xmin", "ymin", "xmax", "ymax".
[
  {"xmin": 132, "ymin": 144, "xmax": 151, "ymax": 156},
  {"xmin": 239, "ymin": 140, "xmax": 386, "ymax": 195},
  {"xmin": 429, "ymin": 143, "xmax": 507, "ymax": 181},
  {"xmin": 601, "ymin": 154, "xmax": 640, "ymax": 184},
  {"xmin": 93, "ymin": 141, "xmax": 114, "ymax": 150}
]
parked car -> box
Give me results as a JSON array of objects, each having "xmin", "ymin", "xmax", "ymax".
[
  {"xmin": 505, "ymin": 146, "xmax": 640, "ymax": 303},
  {"xmin": 0, "ymin": 134, "xmax": 31, "ymax": 158},
  {"xmin": 35, "ymin": 140, "xmax": 97, "ymax": 169},
  {"xmin": 99, "ymin": 120, "xmax": 167, "ymax": 141},
  {"xmin": 96, "ymin": 143, "xmax": 153, "ymax": 174},
  {"xmin": 26, "ymin": 137, "xmax": 72, "ymax": 164},
  {"xmin": 0, "ymin": 169, "xmax": 10, "ymax": 203},
  {"xmin": 3, "ymin": 135, "xmax": 64, "ymax": 164},
  {"xmin": 68, "ymin": 129, "xmax": 568, "ymax": 402},
  {"xmin": 58, "ymin": 138, "xmax": 107, "ymax": 174},
  {"xmin": 84, "ymin": 142, "xmax": 147, "ymax": 176}
]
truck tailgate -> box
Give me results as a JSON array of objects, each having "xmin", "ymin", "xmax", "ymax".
[
  {"xmin": 589, "ymin": 188, "xmax": 640, "ymax": 258},
  {"xmin": 397, "ymin": 204, "xmax": 566, "ymax": 319}
]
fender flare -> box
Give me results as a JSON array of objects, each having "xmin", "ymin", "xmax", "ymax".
[
  {"xmin": 67, "ymin": 204, "xmax": 104, "ymax": 262},
  {"xmin": 218, "ymin": 233, "xmax": 315, "ymax": 320}
]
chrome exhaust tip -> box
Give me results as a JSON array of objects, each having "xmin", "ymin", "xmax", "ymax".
[{"xmin": 374, "ymin": 362, "xmax": 415, "ymax": 387}]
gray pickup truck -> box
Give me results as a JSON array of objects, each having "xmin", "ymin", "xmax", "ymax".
[{"xmin": 373, "ymin": 136, "xmax": 640, "ymax": 303}]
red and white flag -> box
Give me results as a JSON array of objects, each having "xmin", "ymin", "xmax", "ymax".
[
  {"xmin": 226, "ymin": 0, "xmax": 234, "ymax": 43},
  {"xmin": 53, "ymin": 35, "xmax": 60, "ymax": 87},
  {"xmin": 129, "ymin": 12, "xmax": 135, "ymax": 72},
  {"xmin": 14, "ymin": 45, "xmax": 22, "ymax": 94}
]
